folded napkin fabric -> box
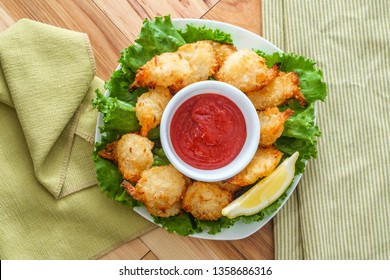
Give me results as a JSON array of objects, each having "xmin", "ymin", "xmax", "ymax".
[
  {"xmin": 0, "ymin": 19, "xmax": 97, "ymax": 198},
  {"xmin": 0, "ymin": 19, "xmax": 154, "ymax": 259},
  {"xmin": 263, "ymin": 0, "xmax": 390, "ymax": 259}
]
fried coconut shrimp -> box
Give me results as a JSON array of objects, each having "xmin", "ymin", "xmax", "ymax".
[
  {"xmin": 98, "ymin": 141, "xmax": 118, "ymax": 163},
  {"xmin": 123, "ymin": 165, "xmax": 187, "ymax": 217},
  {"xmin": 116, "ymin": 133, "xmax": 154, "ymax": 182},
  {"xmin": 170, "ymin": 41, "xmax": 218, "ymax": 92},
  {"xmin": 135, "ymin": 86, "xmax": 172, "ymax": 137},
  {"xmin": 131, "ymin": 52, "xmax": 191, "ymax": 89},
  {"xmin": 214, "ymin": 181, "xmax": 241, "ymax": 193},
  {"xmin": 247, "ymin": 71, "xmax": 307, "ymax": 110},
  {"xmin": 182, "ymin": 181, "xmax": 233, "ymax": 220},
  {"xmin": 258, "ymin": 107, "xmax": 294, "ymax": 147},
  {"xmin": 215, "ymin": 48, "xmax": 278, "ymax": 92},
  {"xmin": 227, "ymin": 146, "xmax": 283, "ymax": 186},
  {"xmin": 209, "ymin": 41, "xmax": 237, "ymax": 70}
]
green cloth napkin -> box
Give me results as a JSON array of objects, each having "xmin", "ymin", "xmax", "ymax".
[
  {"xmin": 263, "ymin": 0, "xmax": 390, "ymax": 259},
  {"xmin": 0, "ymin": 19, "xmax": 154, "ymax": 259}
]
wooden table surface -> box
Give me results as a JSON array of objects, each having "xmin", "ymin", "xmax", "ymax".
[{"xmin": 0, "ymin": 0, "xmax": 274, "ymax": 260}]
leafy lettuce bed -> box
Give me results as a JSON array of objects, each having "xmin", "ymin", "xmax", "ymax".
[{"xmin": 93, "ymin": 15, "xmax": 327, "ymax": 236}]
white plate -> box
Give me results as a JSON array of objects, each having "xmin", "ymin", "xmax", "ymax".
[{"xmin": 96, "ymin": 18, "xmax": 303, "ymax": 240}]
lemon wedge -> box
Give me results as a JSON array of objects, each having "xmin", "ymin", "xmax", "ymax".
[{"xmin": 222, "ymin": 151, "xmax": 299, "ymax": 219}]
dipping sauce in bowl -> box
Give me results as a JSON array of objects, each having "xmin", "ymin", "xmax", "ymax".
[
  {"xmin": 160, "ymin": 80, "xmax": 260, "ymax": 182},
  {"xmin": 170, "ymin": 93, "xmax": 246, "ymax": 170}
]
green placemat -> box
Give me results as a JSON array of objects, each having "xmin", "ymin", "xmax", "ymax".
[
  {"xmin": 263, "ymin": 0, "xmax": 390, "ymax": 260},
  {"xmin": 0, "ymin": 19, "xmax": 154, "ymax": 260}
]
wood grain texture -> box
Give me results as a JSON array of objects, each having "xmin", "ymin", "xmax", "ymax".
[
  {"xmin": 231, "ymin": 222, "xmax": 274, "ymax": 259},
  {"xmin": 99, "ymin": 238, "xmax": 150, "ymax": 260},
  {"xmin": 0, "ymin": 0, "xmax": 273, "ymax": 260},
  {"xmin": 93, "ymin": 0, "xmax": 219, "ymax": 42},
  {"xmin": 0, "ymin": 0, "xmax": 131, "ymax": 79},
  {"xmin": 141, "ymin": 251, "xmax": 159, "ymax": 260},
  {"xmin": 140, "ymin": 228, "xmax": 246, "ymax": 260},
  {"xmin": 202, "ymin": 0, "xmax": 261, "ymax": 35},
  {"xmin": 0, "ymin": 1, "xmax": 14, "ymax": 31}
]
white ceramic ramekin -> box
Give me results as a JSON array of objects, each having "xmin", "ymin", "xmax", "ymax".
[{"xmin": 160, "ymin": 80, "xmax": 260, "ymax": 182}]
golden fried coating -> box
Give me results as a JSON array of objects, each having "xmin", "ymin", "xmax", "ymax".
[
  {"xmin": 258, "ymin": 107, "xmax": 294, "ymax": 147},
  {"xmin": 247, "ymin": 71, "xmax": 307, "ymax": 110},
  {"xmin": 131, "ymin": 52, "xmax": 191, "ymax": 89},
  {"xmin": 209, "ymin": 41, "xmax": 237, "ymax": 70},
  {"xmin": 170, "ymin": 41, "xmax": 218, "ymax": 92},
  {"xmin": 135, "ymin": 86, "xmax": 172, "ymax": 137},
  {"xmin": 182, "ymin": 181, "xmax": 233, "ymax": 220},
  {"xmin": 124, "ymin": 165, "xmax": 187, "ymax": 217},
  {"xmin": 214, "ymin": 181, "xmax": 241, "ymax": 193},
  {"xmin": 227, "ymin": 146, "xmax": 283, "ymax": 186},
  {"xmin": 215, "ymin": 48, "xmax": 278, "ymax": 92},
  {"xmin": 116, "ymin": 133, "xmax": 154, "ymax": 182},
  {"xmin": 98, "ymin": 141, "xmax": 118, "ymax": 163}
]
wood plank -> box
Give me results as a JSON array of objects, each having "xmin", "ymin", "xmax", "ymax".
[
  {"xmin": 0, "ymin": 1, "xmax": 15, "ymax": 31},
  {"xmin": 140, "ymin": 228, "xmax": 246, "ymax": 260},
  {"xmin": 231, "ymin": 222, "xmax": 274, "ymax": 259},
  {"xmin": 202, "ymin": 0, "xmax": 262, "ymax": 35},
  {"xmin": 0, "ymin": 0, "xmax": 131, "ymax": 80},
  {"xmin": 141, "ymin": 251, "xmax": 159, "ymax": 260},
  {"xmin": 99, "ymin": 238, "xmax": 150, "ymax": 260},
  {"xmin": 93, "ymin": 0, "xmax": 219, "ymax": 42}
]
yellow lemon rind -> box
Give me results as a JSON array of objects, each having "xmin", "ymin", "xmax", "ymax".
[{"xmin": 221, "ymin": 152, "xmax": 299, "ymax": 219}]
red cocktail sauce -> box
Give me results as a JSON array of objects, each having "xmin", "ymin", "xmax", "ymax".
[{"xmin": 170, "ymin": 93, "xmax": 246, "ymax": 170}]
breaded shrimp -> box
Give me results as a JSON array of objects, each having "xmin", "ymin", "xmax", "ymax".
[
  {"xmin": 123, "ymin": 165, "xmax": 187, "ymax": 217},
  {"xmin": 214, "ymin": 181, "xmax": 241, "ymax": 193},
  {"xmin": 247, "ymin": 71, "xmax": 307, "ymax": 110},
  {"xmin": 227, "ymin": 146, "xmax": 283, "ymax": 186},
  {"xmin": 116, "ymin": 133, "xmax": 154, "ymax": 182},
  {"xmin": 215, "ymin": 48, "xmax": 278, "ymax": 92},
  {"xmin": 258, "ymin": 107, "xmax": 294, "ymax": 147},
  {"xmin": 98, "ymin": 141, "xmax": 118, "ymax": 163},
  {"xmin": 209, "ymin": 41, "xmax": 237, "ymax": 70},
  {"xmin": 135, "ymin": 86, "xmax": 172, "ymax": 137},
  {"xmin": 131, "ymin": 52, "xmax": 191, "ymax": 89},
  {"xmin": 169, "ymin": 41, "xmax": 218, "ymax": 92},
  {"xmin": 182, "ymin": 181, "xmax": 233, "ymax": 220}
]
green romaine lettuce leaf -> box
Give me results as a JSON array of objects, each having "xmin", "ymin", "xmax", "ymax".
[
  {"xmin": 178, "ymin": 24, "xmax": 233, "ymax": 44},
  {"xmin": 104, "ymin": 67, "xmax": 135, "ymax": 102},
  {"xmin": 283, "ymin": 103, "xmax": 320, "ymax": 141},
  {"xmin": 276, "ymin": 103, "xmax": 321, "ymax": 174},
  {"xmin": 93, "ymin": 154, "xmax": 141, "ymax": 207},
  {"xmin": 104, "ymin": 16, "xmax": 186, "ymax": 103},
  {"xmin": 258, "ymin": 51, "xmax": 327, "ymax": 103},
  {"xmin": 152, "ymin": 147, "xmax": 170, "ymax": 167},
  {"xmin": 93, "ymin": 89, "xmax": 140, "ymax": 133},
  {"xmin": 119, "ymin": 15, "xmax": 186, "ymax": 73},
  {"xmin": 154, "ymin": 212, "xmax": 202, "ymax": 236}
]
